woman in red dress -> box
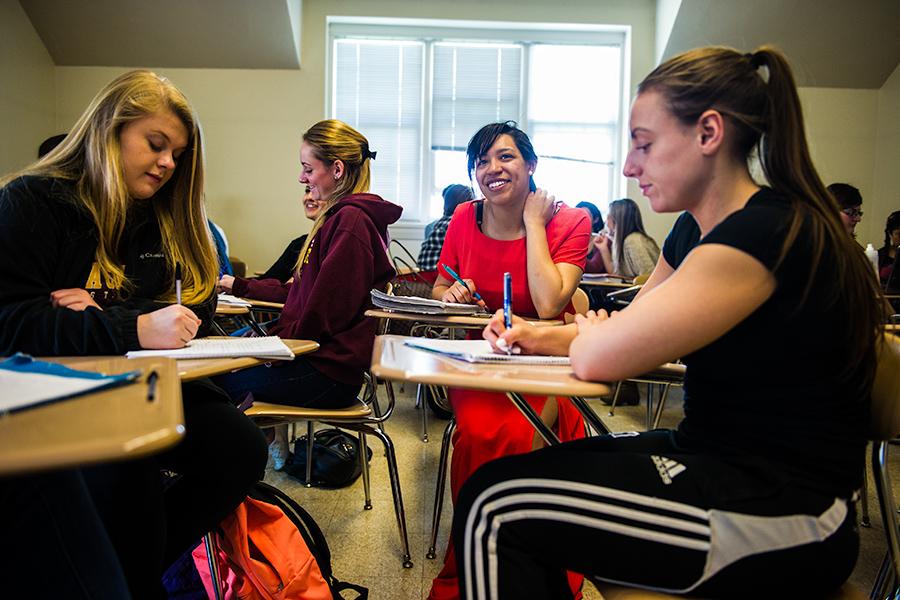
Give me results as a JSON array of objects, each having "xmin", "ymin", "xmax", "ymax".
[{"xmin": 428, "ymin": 121, "xmax": 591, "ymax": 600}]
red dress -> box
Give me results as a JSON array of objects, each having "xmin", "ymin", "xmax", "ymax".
[{"xmin": 428, "ymin": 201, "xmax": 590, "ymax": 600}]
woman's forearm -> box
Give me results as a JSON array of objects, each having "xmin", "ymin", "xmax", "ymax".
[{"xmin": 524, "ymin": 221, "xmax": 571, "ymax": 318}]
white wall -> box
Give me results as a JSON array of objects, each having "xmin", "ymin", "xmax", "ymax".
[
  {"xmin": 798, "ymin": 86, "xmax": 880, "ymax": 244},
  {"xmin": 0, "ymin": 0, "xmax": 55, "ymax": 174},
  {"xmin": 873, "ymin": 63, "xmax": 900, "ymax": 248}
]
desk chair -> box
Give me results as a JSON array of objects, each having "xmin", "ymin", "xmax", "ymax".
[
  {"xmin": 596, "ymin": 334, "xmax": 900, "ymax": 600},
  {"xmin": 243, "ymin": 376, "xmax": 414, "ymax": 569}
]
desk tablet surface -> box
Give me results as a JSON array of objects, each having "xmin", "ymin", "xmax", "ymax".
[
  {"xmin": 371, "ymin": 335, "xmax": 608, "ymax": 398},
  {"xmin": 0, "ymin": 357, "xmax": 183, "ymax": 476}
]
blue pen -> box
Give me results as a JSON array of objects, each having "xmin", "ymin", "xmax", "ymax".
[
  {"xmin": 441, "ymin": 264, "xmax": 486, "ymax": 308},
  {"xmin": 502, "ymin": 272, "xmax": 513, "ymax": 354}
]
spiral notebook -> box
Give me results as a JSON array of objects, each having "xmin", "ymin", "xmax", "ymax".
[
  {"xmin": 371, "ymin": 289, "xmax": 487, "ymax": 316},
  {"xmin": 403, "ymin": 339, "xmax": 569, "ymax": 365},
  {"xmin": 126, "ymin": 336, "xmax": 294, "ymax": 360},
  {"xmin": 0, "ymin": 353, "xmax": 141, "ymax": 414}
]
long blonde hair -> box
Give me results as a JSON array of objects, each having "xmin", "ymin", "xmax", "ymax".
[
  {"xmin": 639, "ymin": 46, "xmax": 883, "ymax": 382},
  {"xmin": 293, "ymin": 119, "xmax": 373, "ymax": 274},
  {"xmin": 1, "ymin": 69, "xmax": 217, "ymax": 304}
]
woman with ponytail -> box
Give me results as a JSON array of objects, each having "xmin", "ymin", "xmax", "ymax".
[
  {"xmin": 0, "ymin": 70, "xmax": 267, "ymax": 598},
  {"xmin": 453, "ymin": 46, "xmax": 884, "ymax": 599},
  {"xmin": 217, "ymin": 120, "xmax": 402, "ymax": 466}
]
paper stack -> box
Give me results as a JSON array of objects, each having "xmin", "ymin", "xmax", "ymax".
[{"xmin": 371, "ymin": 289, "xmax": 487, "ymax": 316}]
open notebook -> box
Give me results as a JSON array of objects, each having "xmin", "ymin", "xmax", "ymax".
[
  {"xmin": 371, "ymin": 289, "xmax": 488, "ymax": 316},
  {"xmin": 0, "ymin": 353, "xmax": 141, "ymax": 414},
  {"xmin": 126, "ymin": 336, "xmax": 295, "ymax": 360},
  {"xmin": 217, "ymin": 293, "xmax": 252, "ymax": 308},
  {"xmin": 403, "ymin": 338, "xmax": 570, "ymax": 365}
]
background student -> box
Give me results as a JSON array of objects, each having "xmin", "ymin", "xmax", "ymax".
[
  {"xmin": 0, "ymin": 70, "xmax": 267, "ymax": 599},
  {"xmin": 418, "ymin": 183, "xmax": 475, "ymax": 277},
  {"xmin": 429, "ymin": 121, "xmax": 590, "ymax": 600},
  {"xmin": 589, "ymin": 197, "xmax": 660, "ymax": 279},
  {"xmin": 828, "ymin": 182, "xmax": 864, "ymax": 237},
  {"xmin": 256, "ymin": 187, "xmax": 326, "ymax": 282},
  {"xmin": 216, "ymin": 119, "xmax": 401, "ymax": 468},
  {"xmin": 576, "ymin": 201, "xmax": 607, "ymax": 274},
  {"xmin": 878, "ymin": 210, "xmax": 900, "ymax": 284},
  {"xmin": 455, "ymin": 46, "xmax": 883, "ymax": 600}
]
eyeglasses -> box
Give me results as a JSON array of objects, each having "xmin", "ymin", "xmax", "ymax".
[{"xmin": 842, "ymin": 208, "xmax": 863, "ymax": 219}]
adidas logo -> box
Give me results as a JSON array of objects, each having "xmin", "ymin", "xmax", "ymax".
[{"xmin": 651, "ymin": 455, "xmax": 686, "ymax": 485}]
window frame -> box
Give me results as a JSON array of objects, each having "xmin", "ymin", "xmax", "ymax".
[{"xmin": 326, "ymin": 16, "xmax": 631, "ymax": 235}]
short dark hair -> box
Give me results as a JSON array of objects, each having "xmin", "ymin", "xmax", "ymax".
[
  {"xmin": 827, "ymin": 183, "xmax": 862, "ymax": 210},
  {"xmin": 466, "ymin": 121, "xmax": 537, "ymax": 180},
  {"xmin": 576, "ymin": 201, "xmax": 604, "ymax": 233},
  {"xmin": 442, "ymin": 184, "xmax": 474, "ymax": 216},
  {"xmin": 38, "ymin": 134, "xmax": 67, "ymax": 159}
]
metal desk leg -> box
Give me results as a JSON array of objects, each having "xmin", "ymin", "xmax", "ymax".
[
  {"xmin": 569, "ymin": 396, "xmax": 610, "ymax": 436},
  {"xmin": 204, "ymin": 532, "xmax": 223, "ymax": 600},
  {"xmin": 506, "ymin": 392, "xmax": 560, "ymax": 446}
]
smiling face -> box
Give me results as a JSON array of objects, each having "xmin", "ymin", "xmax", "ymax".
[
  {"xmin": 301, "ymin": 188, "xmax": 326, "ymax": 220},
  {"xmin": 118, "ymin": 109, "xmax": 189, "ymax": 200},
  {"xmin": 474, "ymin": 134, "xmax": 535, "ymax": 207},
  {"xmin": 623, "ymin": 90, "xmax": 705, "ymax": 214},
  {"xmin": 299, "ymin": 142, "xmax": 339, "ymax": 201}
]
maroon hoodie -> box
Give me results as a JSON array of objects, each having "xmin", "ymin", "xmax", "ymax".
[{"xmin": 232, "ymin": 193, "xmax": 402, "ymax": 386}]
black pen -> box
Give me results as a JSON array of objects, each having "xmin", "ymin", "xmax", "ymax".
[{"xmin": 146, "ymin": 370, "xmax": 159, "ymax": 402}]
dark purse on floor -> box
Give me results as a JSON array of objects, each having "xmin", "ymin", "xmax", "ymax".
[{"xmin": 284, "ymin": 428, "xmax": 372, "ymax": 488}]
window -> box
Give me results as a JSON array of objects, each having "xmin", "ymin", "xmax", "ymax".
[{"xmin": 328, "ymin": 18, "xmax": 629, "ymax": 227}]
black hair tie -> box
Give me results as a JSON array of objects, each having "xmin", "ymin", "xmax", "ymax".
[
  {"xmin": 368, "ymin": 150, "xmax": 377, "ymax": 160},
  {"xmin": 745, "ymin": 51, "xmax": 764, "ymax": 69}
]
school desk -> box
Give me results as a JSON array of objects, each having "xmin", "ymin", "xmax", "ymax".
[
  {"xmin": 365, "ymin": 309, "xmax": 563, "ymax": 441},
  {"xmin": 0, "ymin": 356, "xmax": 182, "ymax": 476},
  {"xmin": 370, "ymin": 334, "xmax": 611, "ymax": 445}
]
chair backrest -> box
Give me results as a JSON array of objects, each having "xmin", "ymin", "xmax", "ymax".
[
  {"xmin": 871, "ymin": 333, "xmax": 900, "ymax": 441},
  {"xmin": 572, "ymin": 287, "xmax": 590, "ymax": 316},
  {"xmin": 633, "ymin": 272, "xmax": 651, "ymax": 285}
]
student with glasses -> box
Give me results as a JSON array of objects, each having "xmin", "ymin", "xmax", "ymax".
[{"xmin": 828, "ymin": 182, "xmax": 863, "ymax": 237}]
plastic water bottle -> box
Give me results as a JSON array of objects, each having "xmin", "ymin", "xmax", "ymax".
[{"xmin": 865, "ymin": 243, "xmax": 879, "ymax": 278}]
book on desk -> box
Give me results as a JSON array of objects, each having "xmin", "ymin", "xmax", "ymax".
[
  {"xmin": 404, "ymin": 338, "xmax": 570, "ymax": 365},
  {"xmin": 371, "ymin": 288, "xmax": 488, "ymax": 316}
]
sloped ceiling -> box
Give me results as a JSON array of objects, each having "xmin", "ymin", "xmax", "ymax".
[
  {"xmin": 660, "ymin": 0, "xmax": 900, "ymax": 88},
  {"xmin": 17, "ymin": 0, "xmax": 900, "ymax": 87},
  {"xmin": 19, "ymin": 0, "xmax": 302, "ymax": 69}
]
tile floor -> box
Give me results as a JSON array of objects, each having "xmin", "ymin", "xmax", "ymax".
[{"xmin": 262, "ymin": 383, "xmax": 894, "ymax": 599}]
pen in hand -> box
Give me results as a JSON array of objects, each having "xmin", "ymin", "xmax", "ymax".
[
  {"xmin": 174, "ymin": 263, "xmax": 182, "ymax": 305},
  {"xmin": 501, "ymin": 271, "xmax": 513, "ymax": 355},
  {"xmin": 441, "ymin": 264, "xmax": 487, "ymax": 310}
]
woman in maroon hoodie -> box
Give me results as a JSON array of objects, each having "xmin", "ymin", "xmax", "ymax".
[{"xmin": 217, "ymin": 119, "xmax": 402, "ymax": 466}]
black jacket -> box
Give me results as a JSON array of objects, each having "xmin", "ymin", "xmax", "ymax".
[{"xmin": 0, "ymin": 176, "xmax": 215, "ymax": 356}]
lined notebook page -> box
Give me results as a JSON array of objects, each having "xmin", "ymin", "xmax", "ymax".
[
  {"xmin": 403, "ymin": 339, "xmax": 569, "ymax": 365},
  {"xmin": 126, "ymin": 336, "xmax": 294, "ymax": 360},
  {"xmin": 0, "ymin": 354, "xmax": 140, "ymax": 414}
]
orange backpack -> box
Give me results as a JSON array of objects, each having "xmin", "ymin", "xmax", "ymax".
[{"xmin": 194, "ymin": 482, "xmax": 367, "ymax": 600}]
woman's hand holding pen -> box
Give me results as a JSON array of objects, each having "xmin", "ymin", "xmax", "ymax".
[
  {"xmin": 441, "ymin": 278, "xmax": 486, "ymax": 309},
  {"xmin": 50, "ymin": 288, "xmax": 102, "ymax": 312},
  {"xmin": 137, "ymin": 304, "xmax": 201, "ymax": 349},
  {"xmin": 217, "ymin": 274, "xmax": 235, "ymax": 293},
  {"xmin": 483, "ymin": 309, "xmax": 542, "ymax": 355}
]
